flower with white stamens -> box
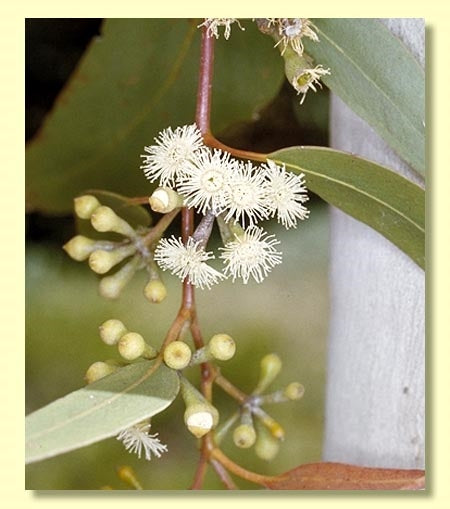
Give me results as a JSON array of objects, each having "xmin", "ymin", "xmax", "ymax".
[
  {"xmin": 117, "ymin": 421, "xmax": 167, "ymax": 460},
  {"xmin": 141, "ymin": 124, "xmax": 204, "ymax": 186},
  {"xmin": 262, "ymin": 159, "xmax": 309, "ymax": 229},
  {"xmin": 223, "ymin": 160, "xmax": 269, "ymax": 227},
  {"xmin": 177, "ymin": 148, "xmax": 237, "ymax": 216},
  {"xmin": 198, "ymin": 18, "xmax": 244, "ymax": 40},
  {"xmin": 154, "ymin": 236, "xmax": 225, "ymax": 289},
  {"xmin": 291, "ymin": 65, "xmax": 330, "ymax": 104},
  {"xmin": 274, "ymin": 18, "xmax": 319, "ymax": 56},
  {"xmin": 220, "ymin": 226, "xmax": 282, "ymax": 284}
]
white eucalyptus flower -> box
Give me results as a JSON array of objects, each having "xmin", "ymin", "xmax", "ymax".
[
  {"xmin": 198, "ymin": 18, "xmax": 244, "ymax": 40},
  {"xmin": 141, "ymin": 124, "xmax": 204, "ymax": 186},
  {"xmin": 223, "ymin": 160, "xmax": 269, "ymax": 227},
  {"xmin": 177, "ymin": 148, "xmax": 238, "ymax": 216},
  {"xmin": 291, "ymin": 65, "xmax": 331, "ymax": 104},
  {"xmin": 154, "ymin": 236, "xmax": 225, "ymax": 289},
  {"xmin": 274, "ymin": 18, "xmax": 319, "ymax": 56},
  {"xmin": 263, "ymin": 159, "xmax": 309, "ymax": 229},
  {"xmin": 117, "ymin": 421, "xmax": 168, "ymax": 460},
  {"xmin": 220, "ymin": 226, "xmax": 282, "ymax": 284}
]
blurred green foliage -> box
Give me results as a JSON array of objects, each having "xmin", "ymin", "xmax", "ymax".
[{"xmin": 26, "ymin": 204, "xmax": 328, "ymax": 490}]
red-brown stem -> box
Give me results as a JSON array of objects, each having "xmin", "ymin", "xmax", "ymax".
[
  {"xmin": 195, "ymin": 28, "xmax": 215, "ymax": 135},
  {"xmin": 210, "ymin": 459, "xmax": 239, "ymax": 490}
]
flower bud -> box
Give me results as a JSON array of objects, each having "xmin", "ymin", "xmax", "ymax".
[
  {"xmin": 209, "ymin": 334, "xmax": 236, "ymax": 361},
  {"xmin": 253, "ymin": 353, "xmax": 282, "ymax": 395},
  {"xmin": 88, "ymin": 244, "xmax": 136, "ymax": 274},
  {"xmin": 233, "ymin": 423, "xmax": 257, "ymax": 449},
  {"xmin": 149, "ymin": 187, "xmax": 184, "ymax": 213},
  {"xmin": 99, "ymin": 255, "xmax": 141, "ymax": 299},
  {"xmin": 254, "ymin": 421, "xmax": 280, "ymax": 461},
  {"xmin": 253, "ymin": 407, "xmax": 285, "ymax": 440},
  {"xmin": 144, "ymin": 279, "xmax": 167, "ymax": 303},
  {"xmin": 163, "ymin": 341, "xmax": 192, "ymax": 370},
  {"xmin": 284, "ymin": 382, "xmax": 305, "ymax": 401},
  {"xmin": 85, "ymin": 361, "xmax": 118, "ymax": 384},
  {"xmin": 63, "ymin": 235, "xmax": 97, "ymax": 261},
  {"xmin": 90, "ymin": 205, "xmax": 136, "ymax": 238},
  {"xmin": 118, "ymin": 332, "xmax": 156, "ymax": 361},
  {"xmin": 180, "ymin": 377, "xmax": 219, "ymax": 438},
  {"xmin": 99, "ymin": 319, "xmax": 128, "ymax": 345},
  {"xmin": 74, "ymin": 195, "xmax": 101, "ymax": 219},
  {"xmin": 116, "ymin": 465, "xmax": 143, "ymax": 490}
]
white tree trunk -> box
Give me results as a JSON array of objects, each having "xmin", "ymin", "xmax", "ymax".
[{"xmin": 323, "ymin": 19, "xmax": 425, "ymax": 469}]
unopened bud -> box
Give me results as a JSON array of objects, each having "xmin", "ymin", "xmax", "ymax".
[
  {"xmin": 163, "ymin": 341, "xmax": 192, "ymax": 370},
  {"xmin": 118, "ymin": 332, "xmax": 156, "ymax": 361},
  {"xmin": 209, "ymin": 334, "xmax": 236, "ymax": 361},
  {"xmin": 253, "ymin": 353, "xmax": 282, "ymax": 395},
  {"xmin": 254, "ymin": 421, "xmax": 280, "ymax": 461},
  {"xmin": 63, "ymin": 235, "xmax": 97, "ymax": 261},
  {"xmin": 99, "ymin": 319, "xmax": 128, "ymax": 345},
  {"xmin": 233, "ymin": 423, "xmax": 256, "ymax": 449},
  {"xmin": 253, "ymin": 407, "xmax": 285, "ymax": 440},
  {"xmin": 74, "ymin": 195, "xmax": 101, "ymax": 219},
  {"xmin": 180, "ymin": 377, "xmax": 219, "ymax": 438},
  {"xmin": 149, "ymin": 187, "xmax": 184, "ymax": 213},
  {"xmin": 90, "ymin": 206, "xmax": 136, "ymax": 238},
  {"xmin": 85, "ymin": 361, "xmax": 118, "ymax": 384},
  {"xmin": 99, "ymin": 255, "xmax": 141, "ymax": 299},
  {"xmin": 284, "ymin": 382, "xmax": 305, "ymax": 400},
  {"xmin": 116, "ymin": 465, "xmax": 143, "ymax": 490},
  {"xmin": 144, "ymin": 279, "xmax": 167, "ymax": 303},
  {"xmin": 89, "ymin": 244, "xmax": 136, "ymax": 274}
]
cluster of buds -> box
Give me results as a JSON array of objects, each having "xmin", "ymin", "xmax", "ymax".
[
  {"xmin": 141, "ymin": 124, "xmax": 309, "ymax": 289},
  {"xmin": 162, "ymin": 333, "xmax": 236, "ymax": 438},
  {"xmin": 216, "ymin": 353, "xmax": 304, "ymax": 461},
  {"xmin": 63, "ymin": 194, "xmax": 168, "ymax": 302},
  {"xmin": 84, "ymin": 318, "xmax": 157, "ymax": 384}
]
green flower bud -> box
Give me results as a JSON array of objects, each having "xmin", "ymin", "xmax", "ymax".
[
  {"xmin": 209, "ymin": 334, "xmax": 236, "ymax": 361},
  {"xmin": 253, "ymin": 353, "xmax": 282, "ymax": 395},
  {"xmin": 284, "ymin": 382, "xmax": 305, "ymax": 401},
  {"xmin": 90, "ymin": 206, "xmax": 136, "ymax": 238},
  {"xmin": 74, "ymin": 195, "xmax": 101, "ymax": 219},
  {"xmin": 163, "ymin": 341, "xmax": 192, "ymax": 370},
  {"xmin": 116, "ymin": 465, "xmax": 143, "ymax": 490},
  {"xmin": 233, "ymin": 407, "xmax": 256, "ymax": 448},
  {"xmin": 99, "ymin": 319, "xmax": 128, "ymax": 345},
  {"xmin": 63, "ymin": 235, "xmax": 97, "ymax": 261},
  {"xmin": 149, "ymin": 187, "xmax": 184, "ymax": 214},
  {"xmin": 253, "ymin": 407, "xmax": 285, "ymax": 440},
  {"xmin": 88, "ymin": 244, "xmax": 137, "ymax": 274},
  {"xmin": 98, "ymin": 254, "xmax": 141, "ymax": 299},
  {"xmin": 144, "ymin": 279, "xmax": 167, "ymax": 303},
  {"xmin": 254, "ymin": 421, "xmax": 280, "ymax": 461},
  {"xmin": 118, "ymin": 332, "xmax": 156, "ymax": 361},
  {"xmin": 180, "ymin": 377, "xmax": 219, "ymax": 438},
  {"xmin": 84, "ymin": 361, "xmax": 118, "ymax": 384}
]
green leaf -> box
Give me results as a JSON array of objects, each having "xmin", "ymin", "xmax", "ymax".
[
  {"xmin": 270, "ymin": 146, "xmax": 425, "ymax": 269},
  {"xmin": 26, "ymin": 360, "xmax": 179, "ymax": 464},
  {"xmin": 26, "ymin": 19, "xmax": 284, "ymax": 214},
  {"xmin": 304, "ymin": 19, "xmax": 425, "ymax": 175}
]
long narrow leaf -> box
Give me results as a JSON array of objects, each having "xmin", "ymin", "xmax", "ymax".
[
  {"xmin": 304, "ymin": 19, "xmax": 425, "ymax": 175},
  {"xmin": 270, "ymin": 146, "xmax": 425, "ymax": 269},
  {"xmin": 26, "ymin": 361, "xmax": 179, "ymax": 464}
]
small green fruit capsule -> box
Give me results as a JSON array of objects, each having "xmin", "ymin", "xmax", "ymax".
[
  {"xmin": 74, "ymin": 195, "xmax": 101, "ymax": 219},
  {"xmin": 209, "ymin": 334, "xmax": 236, "ymax": 361},
  {"xmin": 284, "ymin": 382, "xmax": 305, "ymax": 400},
  {"xmin": 163, "ymin": 341, "xmax": 192, "ymax": 370},
  {"xmin": 253, "ymin": 353, "xmax": 282, "ymax": 395},
  {"xmin": 144, "ymin": 279, "xmax": 167, "ymax": 303},
  {"xmin": 99, "ymin": 319, "xmax": 127, "ymax": 345},
  {"xmin": 254, "ymin": 423, "xmax": 280, "ymax": 461},
  {"xmin": 118, "ymin": 332, "xmax": 146, "ymax": 361},
  {"xmin": 63, "ymin": 235, "xmax": 97, "ymax": 261},
  {"xmin": 85, "ymin": 361, "xmax": 118, "ymax": 384},
  {"xmin": 90, "ymin": 206, "xmax": 136, "ymax": 237},
  {"xmin": 233, "ymin": 423, "xmax": 257, "ymax": 449},
  {"xmin": 184, "ymin": 403, "xmax": 219, "ymax": 438}
]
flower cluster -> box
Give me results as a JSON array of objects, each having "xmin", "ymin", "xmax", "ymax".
[
  {"xmin": 141, "ymin": 124, "xmax": 309, "ymax": 289},
  {"xmin": 198, "ymin": 18, "xmax": 244, "ymax": 40}
]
